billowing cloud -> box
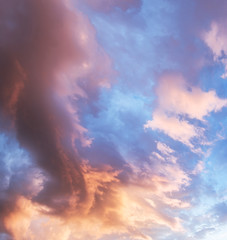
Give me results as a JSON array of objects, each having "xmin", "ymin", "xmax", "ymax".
[
  {"xmin": 0, "ymin": 0, "xmax": 115, "ymax": 236},
  {"xmin": 1, "ymin": 0, "xmax": 227, "ymax": 239}
]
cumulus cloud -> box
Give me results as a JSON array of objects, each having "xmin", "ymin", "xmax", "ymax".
[
  {"xmin": 156, "ymin": 73, "xmax": 227, "ymax": 120},
  {"xmin": 144, "ymin": 72, "xmax": 227, "ymax": 151},
  {"xmin": 1, "ymin": 0, "xmax": 227, "ymax": 239}
]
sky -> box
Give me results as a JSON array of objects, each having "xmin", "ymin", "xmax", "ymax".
[{"xmin": 0, "ymin": 0, "xmax": 227, "ymax": 239}]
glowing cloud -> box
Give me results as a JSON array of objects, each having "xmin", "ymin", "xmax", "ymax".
[
  {"xmin": 144, "ymin": 73, "xmax": 227, "ymax": 151},
  {"xmin": 1, "ymin": 0, "xmax": 227, "ymax": 239}
]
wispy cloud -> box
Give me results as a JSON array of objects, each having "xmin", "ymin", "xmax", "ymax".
[{"xmin": 144, "ymin": 72, "xmax": 227, "ymax": 152}]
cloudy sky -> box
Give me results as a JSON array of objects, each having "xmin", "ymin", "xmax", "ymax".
[{"xmin": 0, "ymin": 0, "xmax": 227, "ymax": 239}]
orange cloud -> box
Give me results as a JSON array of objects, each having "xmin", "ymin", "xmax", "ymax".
[{"xmin": 2, "ymin": 157, "xmax": 190, "ymax": 240}]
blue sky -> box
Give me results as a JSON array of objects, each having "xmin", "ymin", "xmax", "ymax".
[{"xmin": 0, "ymin": 0, "xmax": 227, "ymax": 239}]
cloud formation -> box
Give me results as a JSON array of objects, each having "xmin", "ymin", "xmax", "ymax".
[
  {"xmin": 203, "ymin": 21, "xmax": 227, "ymax": 78},
  {"xmin": 0, "ymin": 0, "xmax": 115, "ymax": 237},
  {"xmin": 145, "ymin": 72, "xmax": 227, "ymax": 151},
  {"xmin": 1, "ymin": 0, "xmax": 227, "ymax": 239}
]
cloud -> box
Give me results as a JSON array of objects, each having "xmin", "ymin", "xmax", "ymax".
[
  {"xmin": 144, "ymin": 72, "xmax": 227, "ymax": 151},
  {"xmin": 0, "ymin": 0, "xmax": 116, "ymax": 236},
  {"xmin": 156, "ymin": 141, "xmax": 174, "ymax": 156},
  {"xmin": 192, "ymin": 161, "xmax": 204, "ymax": 175},
  {"xmin": 145, "ymin": 111, "xmax": 203, "ymax": 150},
  {"xmin": 156, "ymin": 73, "xmax": 227, "ymax": 121},
  {"xmin": 203, "ymin": 21, "xmax": 227, "ymax": 78},
  {"xmin": 1, "ymin": 0, "xmax": 227, "ymax": 239},
  {"xmin": 0, "ymin": 158, "xmax": 191, "ymax": 240},
  {"xmin": 0, "ymin": 134, "xmax": 191, "ymax": 240}
]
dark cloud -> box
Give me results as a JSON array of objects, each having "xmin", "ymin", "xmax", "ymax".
[
  {"xmin": 0, "ymin": 0, "xmax": 119, "ymax": 236},
  {"xmin": 0, "ymin": 0, "xmax": 89, "ymax": 231},
  {"xmin": 1, "ymin": 0, "xmax": 227, "ymax": 239}
]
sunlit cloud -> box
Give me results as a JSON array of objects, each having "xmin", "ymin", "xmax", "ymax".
[
  {"xmin": 144, "ymin": 73, "xmax": 227, "ymax": 152},
  {"xmin": 1, "ymin": 0, "xmax": 227, "ymax": 239},
  {"xmin": 203, "ymin": 21, "xmax": 227, "ymax": 78}
]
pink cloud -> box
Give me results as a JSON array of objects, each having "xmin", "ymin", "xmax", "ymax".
[
  {"xmin": 144, "ymin": 110, "xmax": 203, "ymax": 150},
  {"xmin": 203, "ymin": 21, "xmax": 227, "ymax": 78},
  {"xmin": 145, "ymin": 73, "xmax": 227, "ymax": 151},
  {"xmin": 3, "ymin": 161, "xmax": 189, "ymax": 240},
  {"xmin": 156, "ymin": 73, "xmax": 227, "ymax": 120},
  {"xmin": 156, "ymin": 141, "xmax": 174, "ymax": 155}
]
